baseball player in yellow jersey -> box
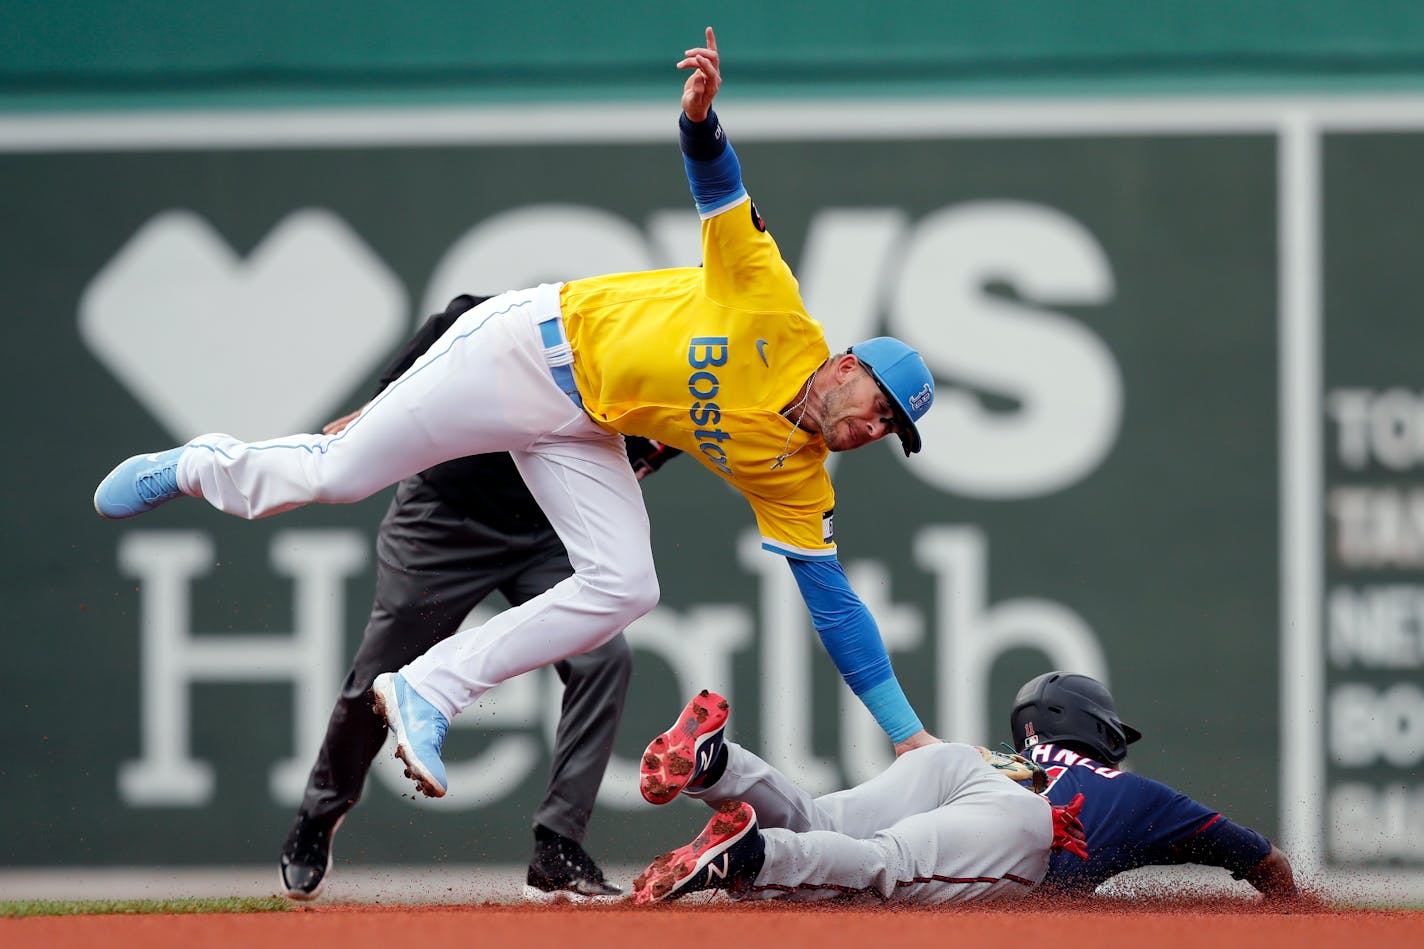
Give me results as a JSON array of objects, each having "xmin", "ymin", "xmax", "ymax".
[{"xmin": 93, "ymin": 27, "xmax": 942, "ymax": 797}]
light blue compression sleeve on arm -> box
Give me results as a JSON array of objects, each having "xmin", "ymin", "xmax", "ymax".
[
  {"xmin": 679, "ymin": 109, "xmax": 748, "ymax": 216},
  {"xmin": 787, "ymin": 557, "xmax": 924, "ymax": 743}
]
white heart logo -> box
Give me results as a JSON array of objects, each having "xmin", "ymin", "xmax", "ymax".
[{"xmin": 80, "ymin": 208, "xmax": 407, "ymax": 440}]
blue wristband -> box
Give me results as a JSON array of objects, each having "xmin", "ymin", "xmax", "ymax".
[
  {"xmin": 679, "ymin": 109, "xmax": 746, "ymax": 215},
  {"xmin": 678, "ymin": 108, "xmax": 727, "ymax": 160}
]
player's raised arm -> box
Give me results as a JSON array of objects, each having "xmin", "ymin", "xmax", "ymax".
[
  {"xmin": 676, "ymin": 27, "xmax": 800, "ymax": 308},
  {"xmin": 678, "ymin": 26, "xmax": 721, "ymax": 123},
  {"xmin": 676, "ymin": 27, "xmax": 746, "ymax": 218}
]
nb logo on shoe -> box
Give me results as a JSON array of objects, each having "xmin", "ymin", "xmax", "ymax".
[
  {"xmin": 705, "ymin": 854, "xmax": 730, "ymax": 883},
  {"xmin": 698, "ymin": 745, "xmax": 714, "ymax": 774}
]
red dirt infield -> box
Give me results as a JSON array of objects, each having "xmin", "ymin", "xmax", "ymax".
[{"xmin": 5, "ymin": 899, "xmax": 1422, "ymax": 949}]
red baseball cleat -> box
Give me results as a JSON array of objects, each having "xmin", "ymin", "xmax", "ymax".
[
  {"xmin": 632, "ymin": 800, "xmax": 764, "ymax": 904},
  {"xmin": 640, "ymin": 689, "xmax": 729, "ymax": 805}
]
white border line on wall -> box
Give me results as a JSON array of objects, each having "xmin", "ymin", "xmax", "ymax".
[
  {"xmin": 4, "ymin": 94, "xmax": 1424, "ymax": 152},
  {"xmin": 1278, "ymin": 112, "xmax": 1325, "ymax": 881}
]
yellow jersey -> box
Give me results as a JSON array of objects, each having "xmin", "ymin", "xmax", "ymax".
[{"xmin": 560, "ymin": 194, "xmax": 835, "ymax": 559}]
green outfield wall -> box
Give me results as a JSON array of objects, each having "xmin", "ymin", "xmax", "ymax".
[
  {"xmin": 2, "ymin": 4, "xmax": 1422, "ymax": 901},
  {"xmin": 5, "ymin": 1, "xmax": 1424, "ymax": 108}
]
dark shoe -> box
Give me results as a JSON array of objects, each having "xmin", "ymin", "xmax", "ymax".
[
  {"xmin": 632, "ymin": 800, "xmax": 765, "ymax": 904},
  {"xmin": 523, "ymin": 826, "xmax": 624, "ymax": 903},
  {"xmin": 278, "ymin": 812, "xmax": 344, "ymax": 901},
  {"xmin": 640, "ymin": 689, "xmax": 729, "ymax": 805}
]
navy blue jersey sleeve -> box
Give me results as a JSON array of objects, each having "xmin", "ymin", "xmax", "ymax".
[
  {"xmin": 785, "ymin": 557, "xmax": 922, "ymax": 742},
  {"xmin": 1130, "ymin": 775, "xmax": 1272, "ymax": 874},
  {"xmin": 1095, "ymin": 773, "xmax": 1244, "ymax": 862},
  {"xmin": 1033, "ymin": 743, "xmax": 1270, "ymax": 891},
  {"xmin": 1174, "ymin": 814, "xmax": 1273, "ymax": 877}
]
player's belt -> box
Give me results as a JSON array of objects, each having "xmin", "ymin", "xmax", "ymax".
[{"xmin": 537, "ymin": 314, "xmax": 583, "ymax": 410}]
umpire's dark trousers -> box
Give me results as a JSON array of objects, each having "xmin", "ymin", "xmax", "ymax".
[{"xmin": 296, "ymin": 473, "xmax": 632, "ymax": 841}]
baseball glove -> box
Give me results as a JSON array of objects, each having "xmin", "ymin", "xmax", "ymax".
[{"xmin": 976, "ymin": 745, "xmax": 1049, "ymax": 793}]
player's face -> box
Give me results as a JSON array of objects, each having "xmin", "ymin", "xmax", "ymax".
[{"xmin": 818, "ymin": 367, "xmax": 898, "ymax": 452}]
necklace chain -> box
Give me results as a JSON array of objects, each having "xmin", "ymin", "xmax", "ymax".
[{"xmin": 771, "ymin": 370, "xmax": 817, "ymax": 470}]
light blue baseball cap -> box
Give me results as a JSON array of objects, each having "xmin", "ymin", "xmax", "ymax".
[{"xmin": 848, "ymin": 336, "xmax": 934, "ymax": 456}]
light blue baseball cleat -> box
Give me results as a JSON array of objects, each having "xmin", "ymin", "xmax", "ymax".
[
  {"xmin": 93, "ymin": 447, "xmax": 187, "ymax": 519},
  {"xmin": 371, "ymin": 672, "xmax": 449, "ymax": 798}
]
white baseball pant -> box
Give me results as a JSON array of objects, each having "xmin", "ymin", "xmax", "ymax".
[
  {"xmin": 175, "ymin": 284, "xmax": 657, "ymax": 720},
  {"xmin": 686, "ymin": 741, "xmax": 1052, "ymax": 904}
]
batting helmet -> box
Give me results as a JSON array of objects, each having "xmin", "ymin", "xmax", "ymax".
[{"xmin": 1010, "ymin": 671, "xmax": 1142, "ymax": 765}]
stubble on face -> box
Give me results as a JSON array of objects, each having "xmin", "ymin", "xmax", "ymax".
[{"xmin": 816, "ymin": 374, "xmax": 878, "ymax": 453}]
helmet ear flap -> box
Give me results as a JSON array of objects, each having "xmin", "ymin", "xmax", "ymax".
[{"xmin": 1096, "ymin": 719, "xmax": 1126, "ymax": 761}]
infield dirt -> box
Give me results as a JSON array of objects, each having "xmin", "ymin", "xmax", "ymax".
[{"xmin": 4, "ymin": 898, "xmax": 1422, "ymax": 949}]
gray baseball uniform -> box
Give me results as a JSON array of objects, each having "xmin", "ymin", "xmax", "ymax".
[{"xmin": 685, "ymin": 741, "xmax": 1052, "ymax": 904}]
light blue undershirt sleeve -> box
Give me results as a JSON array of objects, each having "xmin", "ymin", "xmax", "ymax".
[{"xmin": 786, "ymin": 557, "xmax": 924, "ymax": 743}]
